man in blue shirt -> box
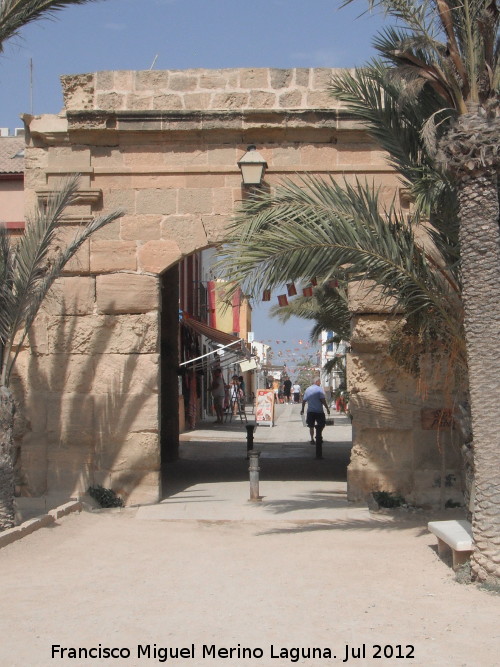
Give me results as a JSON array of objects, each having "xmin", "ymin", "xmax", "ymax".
[{"xmin": 300, "ymin": 377, "xmax": 331, "ymax": 447}]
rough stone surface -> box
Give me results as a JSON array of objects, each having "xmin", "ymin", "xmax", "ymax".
[{"xmin": 19, "ymin": 67, "xmax": 455, "ymax": 508}]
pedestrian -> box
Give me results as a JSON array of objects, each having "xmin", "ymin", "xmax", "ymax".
[
  {"xmin": 283, "ymin": 378, "xmax": 292, "ymax": 404},
  {"xmin": 230, "ymin": 375, "xmax": 242, "ymax": 415},
  {"xmin": 210, "ymin": 368, "xmax": 226, "ymax": 424},
  {"xmin": 300, "ymin": 377, "xmax": 331, "ymax": 444},
  {"xmin": 292, "ymin": 381, "xmax": 301, "ymax": 404}
]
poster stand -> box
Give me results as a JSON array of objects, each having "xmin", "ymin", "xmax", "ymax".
[{"xmin": 255, "ymin": 389, "xmax": 275, "ymax": 427}]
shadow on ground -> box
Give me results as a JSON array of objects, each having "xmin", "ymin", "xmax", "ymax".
[{"xmin": 162, "ymin": 440, "xmax": 351, "ymax": 498}]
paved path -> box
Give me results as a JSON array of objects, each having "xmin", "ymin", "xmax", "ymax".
[
  {"xmin": 2, "ymin": 404, "xmax": 499, "ymax": 667},
  {"xmin": 140, "ymin": 403, "xmax": 355, "ymax": 521}
]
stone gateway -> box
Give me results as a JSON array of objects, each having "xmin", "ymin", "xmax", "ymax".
[{"xmin": 16, "ymin": 68, "xmax": 462, "ymax": 508}]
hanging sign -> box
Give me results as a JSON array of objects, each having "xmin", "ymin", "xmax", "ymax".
[{"xmin": 255, "ymin": 389, "xmax": 275, "ymax": 426}]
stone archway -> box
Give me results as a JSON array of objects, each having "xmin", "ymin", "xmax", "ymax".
[{"xmin": 16, "ymin": 67, "xmax": 461, "ymax": 507}]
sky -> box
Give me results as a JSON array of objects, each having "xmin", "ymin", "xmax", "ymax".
[{"xmin": 1, "ymin": 0, "xmax": 388, "ymax": 376}]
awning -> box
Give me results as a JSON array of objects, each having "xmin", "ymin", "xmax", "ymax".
[{"xmin": 182, "ymin": 316, "xmax": 240, "ymax": 346}]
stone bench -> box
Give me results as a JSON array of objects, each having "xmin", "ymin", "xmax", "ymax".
[{"xmin": 427, "ymin": 519, "xmax": 473, "ymax": 570}]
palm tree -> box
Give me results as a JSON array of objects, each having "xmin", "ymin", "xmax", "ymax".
[
  {"xmin": 341, "ymin": 0, "xmax": 500, "ymax": 585},
  {"xmin": 0, "ymin": 176, "xmax": 123, "ymax": 529},
  {"xmin": 0, "ymin": 0, "xmax": 102, "ymax": 52}
]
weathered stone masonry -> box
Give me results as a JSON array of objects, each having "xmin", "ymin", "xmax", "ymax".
[{"xmin": 16, "ymin": 68, "xmax": 463, "ymax": 506}]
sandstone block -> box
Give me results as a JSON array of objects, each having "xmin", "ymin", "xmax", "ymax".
[
  {"xmin": 213, "ymin": 188, "xmax": 234, "ymax": 215},
  {"xmin": 61, "ymin": 73, "xmax": 95, "ymax": 111},
  {"xmin": 45, "ymin": 277, "xmax": 95, "ymax": 315},
  {"xmin": 90, "ymin": 219, "xmax": 122, "ymax": 241},
  {"xmin": 138, "ymin": 239, "xmax": 182, "ymax": 273},
  {"xmin": 178, "ymin": 188, "xmax": 213, "ymax": 214},
  {"xmin": 19, "ymin": 433, "xmax": 48, "ymax": 495},
  {"xmin": 91, "ymin": 146, "xmax": 125, "ymax": 168},
  {"xmin": 270, "ymin": 69, "xmax": 293, "ymax": 89},
  {"xmin": 279, "ymin": 91, "xmax": 303, "ymax": 108},
  {"xmin": 201, "ymin": 214, "xmax": 231, "ymax": 243},
  {"xmin": 135, "ymin": 70, "xmax": 169, "ymax": 90},
  {"xmin": 211, "ymin": 93, "xmax": 249, "ymax": 109},
  {"xmin": 113, "ymin": 70, "xmax": 135, "ymax": 90},
  {"xmin": 306, "ymin": 91, "xmax": 337, "ymax": 108},
  {"xmin": 101, "ymin": 189, "xmax": 135, "ymax": 215},
  {"xmin": 207, "ymin": 146, "xmax": 238, "ymax": 165},
  {"xmin": 300, "ymin": 143, "xmax": 336, "ymax": 167},
  {"xmin": 294, "ymin": 68, "xmax": 311, "ymax": 87},
  {"xmin": 48, "ymin": 146, "xmax": 91, "ymax": 170},
  {"xmin": 94, "ymin": 392, "xmax": 159, "ymax": 435},
  {"xmin": 168, "ymin": 73, "xmax": 198, "ymax": 91},
  {"xmin": 136, "ymin": 189, "xmax": 177, "ymax": 215},
  {"xmin": 121, "ymin": 215, "xmax": 161, "ymax": 241},
  {"xmin": 46, "ymin": 312, "xmax": 159, "ymax": 354},
  {"xmin": 95, "ymin": 71, "xmax": 114, "ymax": 90},
  {"xmin": 96, "ymin": 274, "xmax": 159, "ymax": 314},
  {"xmin": 349, "ymin": 393, "xmax": 415, "ymax": 430},
  {"xmin": 90, "ymin": 240, "xmax": 137, "ymax": 272},
  {"xmin": 240, "ymin": 69, "xmax": 269, "ymax": 89},
  {"xmin": 164, "ymin": 146, "xmax": 208, "ymax": 167},
  {"xmin": 46, "ymin": 441, "xmax": 94, "ymax": 495},
  {"xmin": 350, "ymin": 315, "xmax": 400, "ymax": 352},
  {"xmin": 46, "ymin": 393, "xmax": 94, "ymax": 434},
  {"xmin": 152, "ymin": 94, "xmax": 183, "ymax": 110},
  {"xmin": 348, "ymin": 281, "xmax": 401, "ymax": 314},
  {"xmin": 127, "ymin": 94, "xmax": 154, "ymax": 111},
  {"xmin": 96, "ymin": 92, "xmax": 126, "ymax": 111},
  {"xmin": 92, "ymin": 353, "xmax": 159, "ymax": 394},
  {"xmin": 161, "ymin": 216, "xmax": 208, "ymax": 253},
  {"xmin": 184, "ymin": 93, "xmax": 212, "ymax": 110},
  {"xmin": 22, "ymin": 354, "xmax": 95, "ymax": 394},
  {"xmin": 122, "ymin": 145, "xmax": 167, "ymax": 168},
  {"xmin": 95, "ymin": 432, "xmax": 160, "ymax": 471},
  {"xmin": 248, "ymin": 91, "xmax": 277, "ymax": 108}
]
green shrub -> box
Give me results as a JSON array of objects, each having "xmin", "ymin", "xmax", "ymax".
[
  {"xmin": 87, "ymin": 485, "xmax": 124, "ymax": 508},
  {"xmin": 372, "ymin": 491, "xmax": 406, "ymax": 508}
]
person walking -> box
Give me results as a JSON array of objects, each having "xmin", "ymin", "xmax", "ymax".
[
  {"xmin": 283, "ymin": 378, "xmax": 292, "ymax": 404},
  {"xmin": 210, "ymin": 368, "xmax": 226, "ymax": 424},
  {"xmin": 292, "ymin": 381, "xmax": 301, "ymax": 404},
  {"xmin": 300, "ymin": 377, "xmax": 331, "ymax": 449}
]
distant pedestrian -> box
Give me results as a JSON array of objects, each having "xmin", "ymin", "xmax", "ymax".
[
  {"xmin": 300, "ymin": 377, "xmax": 331, "ymax": 444},
  {"xmin": 210, "ymin": 368, "xmax": 226, "ymax": 424},
  {"xmin": 283, "ymin": 378, "xmax": 292, "ymax": 404},
  {"xmin": 292, "ymin": 382, "xmax": 301, "ymax": 404}
]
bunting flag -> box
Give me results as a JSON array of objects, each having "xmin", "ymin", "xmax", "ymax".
[
  {"xmin": 328, "ymin": 279, "xmax": 339, "ymax": 288},
  {"xmin": 262, "ymin": 289, "xmax": 271, "ymax": 301},
  {"xmin": 302, "ymin": 286, "xmax": 313, "ymax": 297},
  {"xmin": 310, "ymin": 277, "xmax": 318, "ymax": 286},
  {"xmin": 286, "ymin": 282, "xmax": 297, "ymax": 296},
  {"xmin": 277, "ymin": 294, "xmax": 288, "ymax": 307}
]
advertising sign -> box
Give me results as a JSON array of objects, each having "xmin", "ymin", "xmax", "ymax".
[{"xmin": 255, "ymin": 389, "xmax": 275, "ymax": 426}]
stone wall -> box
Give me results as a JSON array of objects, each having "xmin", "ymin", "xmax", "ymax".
[
  {"xmin": 16, "ymin": 68, "xmax": 462, "ymax": 507},
  {"xmin": 347, "ymin": 285, "xmax": 464, "ymax": 507}
]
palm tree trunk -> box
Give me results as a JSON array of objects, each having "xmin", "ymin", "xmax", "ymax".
[
  {"xmin": 458, "ymin": 168, "xmax": 500, "ymax": 583},
  {"xmin": 0, "ymin": 385, "xmax": 16, "ymax": 530}
]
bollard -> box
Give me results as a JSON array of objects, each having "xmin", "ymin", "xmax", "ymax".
[
  {"xmin": 245, "ymin": 421, "xmax": 257, "ymax": 457},
  {"xmin": 248, "ymin": 450, "xmax": 261, "ymax": 501}
]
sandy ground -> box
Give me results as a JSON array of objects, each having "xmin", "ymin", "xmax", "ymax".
[{"xmin": 1, "ymin": 406, "xmax": 499, "ymax": 667}]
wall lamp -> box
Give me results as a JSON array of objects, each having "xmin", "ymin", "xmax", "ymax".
[{"xmin": 237, "ymin": 145, "xmax": 267, "ymax": 186}]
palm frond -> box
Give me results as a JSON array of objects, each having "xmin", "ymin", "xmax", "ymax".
[
  {"xmin": 0, "ymin": 176, "xmax": 124, "ymax": 385},
  {"xmin": 219, "ymin": 175, "xmax": 464, "ymax": 371}
]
